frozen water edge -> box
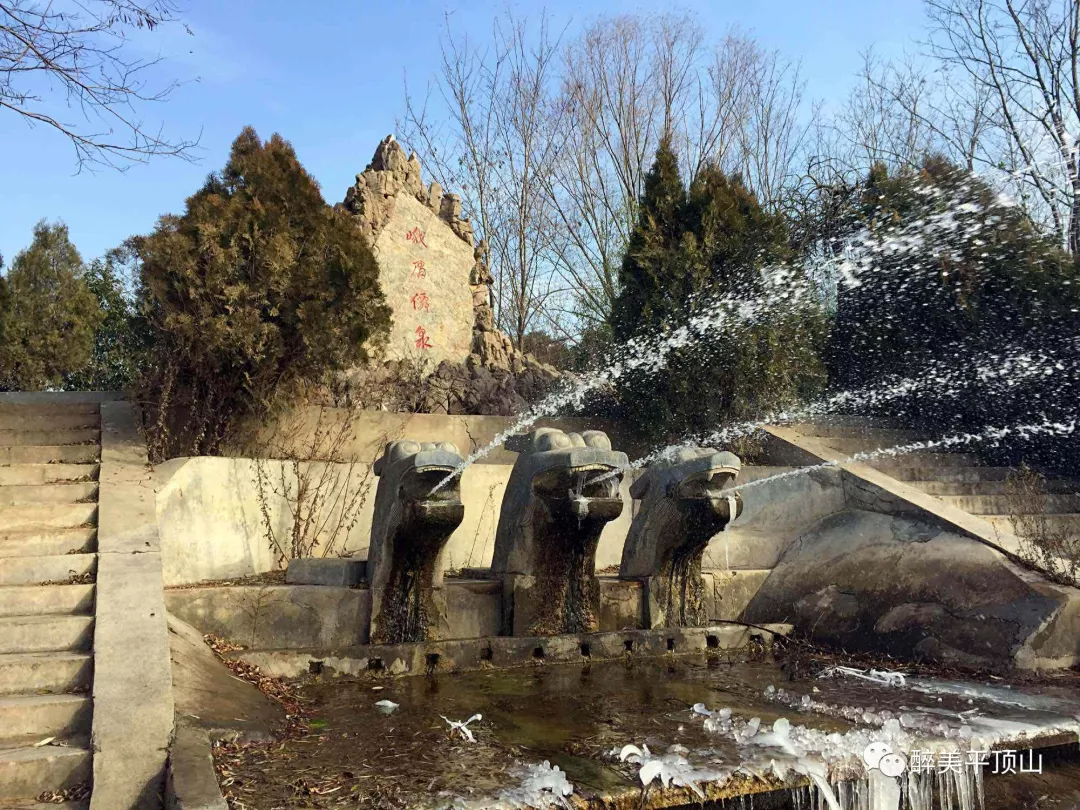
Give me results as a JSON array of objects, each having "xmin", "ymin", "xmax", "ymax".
[{"xmin": 440, "ymin": 675, "xmax": 1080, "ymax": 810}]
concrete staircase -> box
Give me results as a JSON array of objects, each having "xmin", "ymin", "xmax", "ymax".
[
  {"xmin": 0, "ymin": 402, "xmax": 99, "ymax": 808},
  {"xmin": 792, "ymin": 416, "xmax": 1080, "ymax": 540}
]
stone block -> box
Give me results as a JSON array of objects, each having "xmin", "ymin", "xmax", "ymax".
[{"xmin": 286, "ymin": 558, "xmax": 365, "ymax": 587}]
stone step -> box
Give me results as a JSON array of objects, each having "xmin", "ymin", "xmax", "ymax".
[
  {"xmin": 0, "ymin": 505, "xmax": 96, "ymax": 532},
  {"xmin": 0, "ymin": 616, "xmax": 93, "ymax": 654},
  {"xmin": 0, "ymin": 586, "xmax": 94, "ymax": 619},
  {"xmin": 0, "ymin": 653, "xmax": 92, "ymax": 696},
  {"xmin": 0, "ymin": 466, "xmax": 98, "ymax": 487},
  {"xmin": 867, "ymin": 452, "xmax": 982, "ymax": 469},
  {"xmin": 883, "ymin": 466, "xmax": 1014, "ymax": 483},
  {"xmin": 0, "ymin": 430, "xmax": 99, "ymax": 448},
  {"xmin": 794, "ymin": 426, "xmax": 929, "ymax": 442},
  {"xmin": 908, "ymin": 478, "xmax": 1080, "ymax": 496},
  {"xmin": 939, "ymin": 494, "xmax": 1080, "ymax": 515},
  {"xmin": 0, "ymin": 413, "xmax": 98, "ymax": 432},
  {"xmin": 0, "ymin": 447, "xmax": 98, "ymax": 465},
  {"xmin": 0, "ymin": 484, "xmax": 97, "ymax": 507},
  {"xmin": 0, "ymin": 695, "xmax": 91, "ymax": 739},
  {"xmin": 0, "ymin": 530, "xmax": 95, "ymax": 559},
  {"xmin": 0, "ymin": 556, "xmax": 96, "ymax": 587},
  {"xmin": 985, "ymin": 513, "xmax": 1080, "ymax": 536},
  {"xmin": 792, "ymin": 415, "xmax": 901, "ymax": 429},
  {"xmin": 0, "ymin": 740, "xmax": 91, "ymax": 801},
  {"xmin": 819, "ymin": 436, "xmax": 946, "ymax": 455}
]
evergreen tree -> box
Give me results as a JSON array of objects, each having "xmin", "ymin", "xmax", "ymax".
[
  {"xmin": 0, "ymin": 221, "xmax": 102, "ymax": 390},
  {"xmin": 611, "ymin": 147, "xmax": 827, "ymax": 442},
  {"xmin": 64, "ymin": 246, "xmax": 149, "ymax": 391},
  {"xmin": 826, "ymin": 156, "xmax": 1080, "ymax": 471},
  {"xmin": 137, "ymin": 127, "xmax": 391, "ymax": 458},
  {"xmin": 611, "ymin": 137, "xmax": 689, "ymax": 342}
]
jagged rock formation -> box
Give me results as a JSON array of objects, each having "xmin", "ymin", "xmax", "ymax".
[{"xmin": 339, "ymin": 135, "xmax": 560, "ymax": 397}]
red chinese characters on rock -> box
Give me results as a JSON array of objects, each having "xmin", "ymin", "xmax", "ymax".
[
  {"xmin": 411, "ymin": 291, "xmax": 431, "ymax": 312},
  {"xmin": 410, "ymin": 260, "xmax": 427, "ymax": 280},
  {"xmin": 405, "ymin": 227, "xmax": 427, "ymax": 248},
  {"xmin": 414, "ymin": 325, "xmax": 433, "ymax": 350}
]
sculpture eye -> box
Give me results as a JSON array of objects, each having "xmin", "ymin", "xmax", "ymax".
[
  {"xmin": 439, "ymin": 442, "xmax": 459, "ymax": 455},
  {"xmin": 537, "ymin": 431, "xmax": 571, "ymax": 451},
  {"xmin": 582, "ymin": 431, "xmax": 611, "ymax": 450},
  {"xmin": 391, "ymin": 440, "xmax": 421, "ymax": 462}
]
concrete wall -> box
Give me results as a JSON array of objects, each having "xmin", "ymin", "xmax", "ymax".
[
  {"xmin": 704, "ymin": 467, "xmax": 846, "ymax": 571},
  {"xmin": 156, "ymin": 456, "xmax": 639, "ymax": 585},
  {"xmin": 165, "ymin": 578, "xmax": 646, "ymax": 651},
  {"xmin": 236, "ymin": 408, "xmax": 653, "ymax": 465}
]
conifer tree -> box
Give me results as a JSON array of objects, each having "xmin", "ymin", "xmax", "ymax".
[
  {"xmin": 137, "ymin": 127, "xmax": 391, "ymax": 458},
  {"xmin": 611, "ymin": 137, "xmax": 689, "ymax": 342},
  {"xmin": 0, "ymin": 221, "xmax": 102, "ymax": 390},
  {"xmin": 611, "ymin": 146, "xmax": 826, "ymax": 442}
]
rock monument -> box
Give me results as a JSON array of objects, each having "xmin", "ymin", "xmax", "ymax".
[
  {"xmin": 367, "ymin": 440, "xmax": 466, "ymax": 644},
  {"xmin": 339, "ymin": 136, "xmax": 555, "ymax": 394},
  {"xmin": 491, "ymin": 428, "xmax": 627, "ymax": 636},
  {"xmin": 619, "ymin": 448, "xmax": 743, "ymax": 628}
]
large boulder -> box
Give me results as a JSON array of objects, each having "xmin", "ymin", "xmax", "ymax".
[{"xmin": 742, "ymin": 508, "xmax": 1080, "ymax": 671}]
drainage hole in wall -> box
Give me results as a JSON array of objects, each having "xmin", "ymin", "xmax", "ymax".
[
  {"xmin": 425, "ymin": 653, "xmax": 440, "ymax": 672},
  {"xmin": 368, "ymin": 657, "xmax": 384, "ymax": 671},
  {"xmin": 480, "ymin": 647, "xmax": 494, "ymax": 661},
  {"xmin": 309, "ymin": 660, "xmax": 324, "ymax": 675},
  {"xmin": 579, "ymin": 643, "xmax": 591, "ymax": 658},
  {"xmin": 623, "ymin": 639, "xmax": 634, "ymax": 652},
  {"xmin": 532, "ymin": 646, "xmax": 545, "ymax": 659},
  {"xmin": 666, "ymin": 638, "xmax": 676, "ymax": 651},
  {"xmin": 706, "ymin": 635, "xmax": 720, "ymax": 649}
]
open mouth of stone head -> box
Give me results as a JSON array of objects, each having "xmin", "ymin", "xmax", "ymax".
[
  {"xmin": 403, "ymin": 467, "xmax": 464, "ymax": 507},
  {"xmin": 675, "ymin": 466, "xmax": 740, "ymax": 501},
  {"xmin": 530, "ymin": 464, "xmax": 623, "ymax": 524},
  {"xmin": 533, "ymin": 464, "xmax": 621, "ymax": 504},
  {"xmin": 675, "ymin": 467, "xmax": 743, "ymax": 520}
]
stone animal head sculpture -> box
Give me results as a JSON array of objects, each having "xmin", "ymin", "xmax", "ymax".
[
  {"xmin": 620, "ymin": 447, "xmax": 743, "ymax": 628},
  {"xmin": 491, "ymin": 428, "xmax": 627, "ymax": 636},
  {"xmin": 368, "ymin": 440, "xmax": 466, "ymax": 644}
]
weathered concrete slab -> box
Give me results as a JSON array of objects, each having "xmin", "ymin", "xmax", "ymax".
[
  {"xmin": 91, "ymin": 402, "xmax": 173, "ymax": 810},
  {"xmin": 167, "ymin": 614, "xmax": 280, "ymax": 740},
  {"xmin": 165, "ymin": 726, "xmax": 228, "ymax": 810},
  {"xmin": 285, "ymin": 558, "xmax": 366, "ymax": 587},
  {"xmin": 744, "ymin": 508, "xmax": 1080, "ymax": 671},
  {"xmin": 233, "ymin": 623, "xmax": 791, "ymax": 680},
  {"xmin": 704, "ymin": 569, "xmax": 772, "ymax": 621},
  {"xmin": 164, "ymin": 585, "xmax": 371, "ymax": 650}
]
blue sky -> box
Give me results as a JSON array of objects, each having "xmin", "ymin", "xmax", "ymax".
[{"xmin": 0, "ymin": 0, "xmax": 926, "ymax": 264}]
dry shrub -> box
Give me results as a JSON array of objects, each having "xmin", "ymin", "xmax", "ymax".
[
  {"xmin": 1004, "ymin": 463, "xmax": 1080, "ymax": 586},
  {"xmin": 251, "ymin": 404, "xmax": 389, "ymax": 563}
]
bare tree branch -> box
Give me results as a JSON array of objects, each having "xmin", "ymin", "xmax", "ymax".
[{"xmin": 1, "ymin": 0, "xmax": 200, "ymax": 170}]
